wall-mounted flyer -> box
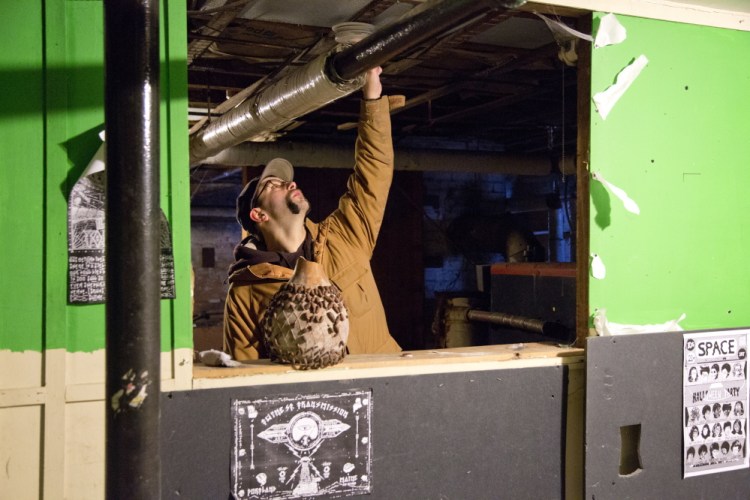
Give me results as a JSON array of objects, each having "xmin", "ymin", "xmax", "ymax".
[
  {"xmin": 683, "ymin": 329, "xmax": 748, "ymax": 477},
  {"xmin": 232, "ymin": 390, "xmax": 372, "ymax": 499},
  {"xmin": 67, "ymin": 133, "xmax": 175, "ymax": 304}
]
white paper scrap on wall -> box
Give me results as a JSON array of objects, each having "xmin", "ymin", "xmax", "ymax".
[
  {"xmin": 593, "ymin": 308, "xmax": 686, "ymax": 336},
  {"xmin": 593, "ymin": 54, "xmax": 648, "ymax": 120},
  {"xmin": 590, "ymin": 253, "xmax": 606, "ymax": 279},
  {"xmin": 592, "ymin": 171, "xmax": 640, "ymax": 214},
  {"xmin": 594, "ymin": 13, "xmax": 627, "ymax": 48},
  {"xmin": 535, "ymin": 12, "xmax": 593, "ymax": 42},
  {"xmin": 82, "ymin": 130, "xmax": 107, "ymax": 177}
]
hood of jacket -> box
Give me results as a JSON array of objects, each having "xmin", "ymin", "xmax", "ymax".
[{"xmin": 227, "ymin": 230, "xmax": 314, "ymax": 279}]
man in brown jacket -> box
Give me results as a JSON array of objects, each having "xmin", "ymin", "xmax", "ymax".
[{"xmin": 223, "ymin": 67, "xmax": 402, "ymax": 361}]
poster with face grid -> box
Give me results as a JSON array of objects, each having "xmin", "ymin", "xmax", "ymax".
[
  {"xmin": 232, "ymin": 389, "xmax": 372, "ymax": 499},
  {"xmin": 683, "ymin": 330, "xmax": 748, "ymax": 477}
]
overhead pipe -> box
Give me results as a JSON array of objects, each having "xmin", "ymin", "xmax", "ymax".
[
  {"xmin": 189, "ymin": 0, "xmax": 527, "ymax": 164},
  {"xmin": 199, "ymin": 140, "xmax": 572, "ymax": 176},
  {"xmin": 104, "ymin": 0, "xmax": 161, "ymax": 498},
  {"xmin": 189, "ymin": 54, "xmax": 364, "ymax": 164},
  {"xmin": 328, "ymin": 0, "xmax": 527, "ymax": 82}
]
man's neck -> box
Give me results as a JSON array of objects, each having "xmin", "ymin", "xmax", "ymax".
[{"xmin": 262, "ymin": 222, "xmax": 307, "ymax": 253}]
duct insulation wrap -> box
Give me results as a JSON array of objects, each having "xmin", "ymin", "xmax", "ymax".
[{"xmin": 190, "ymin": 53, "xmax": 365, "ymax": 164}]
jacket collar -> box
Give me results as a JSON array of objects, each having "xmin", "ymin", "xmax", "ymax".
[{"xmin": 227, "ymin": 262, "xmax": 293, "ymax": 285}]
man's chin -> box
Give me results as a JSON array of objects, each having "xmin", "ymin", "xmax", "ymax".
[{"xmin": 286, "ymin": 197, "xmax": 310, "ymax": 216}]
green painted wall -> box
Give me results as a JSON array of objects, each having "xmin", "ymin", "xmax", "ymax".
[
  {"xmin": 0, "ymin": 0, "xmax": 191, "ymax": 353},
  {"xmin": 589, "ymin": 14, "xmax": 750, "ymax": 329},
  {"xmin": 0, "ymin": 2, "xmax": 45, "ymax": 352}
]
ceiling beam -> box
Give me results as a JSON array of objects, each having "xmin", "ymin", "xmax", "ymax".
[{"xmin": 187, "ymin": 0, "xmax": 252, "ymax": 66}]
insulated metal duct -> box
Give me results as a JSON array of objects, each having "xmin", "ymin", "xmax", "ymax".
[
  {"xmin": 189, "ymin": 0, "xmax": 527, "ymax": 164},
  {"xmin": 189, "ymin": 53, "xmax": 364, "ymax": 164}
]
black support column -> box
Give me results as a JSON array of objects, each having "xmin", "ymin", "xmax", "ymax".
[{"xmin": 104, "ymin": 0, "xmax": 161, "ymax": 498}]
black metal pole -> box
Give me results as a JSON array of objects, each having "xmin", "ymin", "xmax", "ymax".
[
  {"xmin": 328, "ymin": 0, "xmax": 527, "ymax": 82},
  {"xmin": 104, "ymin": 0, "xmax": 161, "ymax": 498}
]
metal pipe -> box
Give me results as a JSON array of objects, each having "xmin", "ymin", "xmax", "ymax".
[
  {"xmin": 200, "ymin": 140, "xmax": 568, "ymax": 175},
  {"xmin": 189, "ymin": 0, "xmax": 527, "ymax": 164},
  {"xmin": 466, "ymin": 309, "xmax": 568, "ymax": 338},
  {"xmin": 104, "ymin": 0, "xmax": 161, "ymax": 498},
  {"xmin": 189, "ymin": 53, "xmax": 364, "ymax": 164},
  {"xmin": 329, "ymin": 0, "xmax": 527, "ymax": 82}
]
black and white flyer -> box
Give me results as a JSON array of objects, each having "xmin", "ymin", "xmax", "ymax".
[
  {"xmin": 67, "ymin": 132, "xmax": 175, "ymax": 303},
  {"xmin": 232, "ymin": 390, "xmax": 372, "ymax": 499},
  {"xmin": 683, "ymin": 329, "xmax": 748, "ymax": 477}
]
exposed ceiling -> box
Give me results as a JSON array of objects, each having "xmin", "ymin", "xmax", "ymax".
[{"xmin": 187, "ymin": 0, "xmax": 588, "ymax": 179}]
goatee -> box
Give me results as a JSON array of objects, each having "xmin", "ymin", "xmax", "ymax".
[{"xmin": 286, "ymin": 197, "xmax": 310, "ymax": 216}]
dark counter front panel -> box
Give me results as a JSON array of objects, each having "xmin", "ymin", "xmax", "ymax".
[{"xmin": 162, "ymin": 364, "xmax": 570, "ymax": 499}]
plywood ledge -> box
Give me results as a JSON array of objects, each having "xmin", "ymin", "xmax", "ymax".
[{"xmin": 192, "ymin": 343, "xmax": 584, "ymax": 389}]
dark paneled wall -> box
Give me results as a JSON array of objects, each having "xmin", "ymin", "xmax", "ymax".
[
  {"xmin": 162, "ymin": 364, "xmax": 570, "ymax": 499},
  {"xmin": 587, "ymin": 333, "xmax": 750, "ymax": 499}
]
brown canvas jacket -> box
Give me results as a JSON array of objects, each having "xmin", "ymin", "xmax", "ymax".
[{"xmin": 224, "ymin": 95, "xmax": 404, "ymax": 360}]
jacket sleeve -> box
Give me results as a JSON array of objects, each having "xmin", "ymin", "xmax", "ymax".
[
  {"xmin": 223, "ymin": 283, "xmax": 265, "ymax": 361},
  {"xmin": 328, "ymin": 96, "xmax": 398, "ymax": 257}
]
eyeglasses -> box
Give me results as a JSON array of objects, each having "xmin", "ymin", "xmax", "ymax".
[{"xmin": 258, "ymin": 178, "xmax": 292, "ymax": 195}]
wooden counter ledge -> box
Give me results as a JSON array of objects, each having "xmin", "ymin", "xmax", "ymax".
[{"xmin": 191, "ymin": 342, "xmax": 584, "ymax": 390}]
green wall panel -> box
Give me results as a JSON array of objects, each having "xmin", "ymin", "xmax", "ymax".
[
  {"xmin": 59, "ymin": 0, "xmax": 191, "ymax": 353},
  {"xmin": 57, "ymin": 0, "xmax": 106, "ymax": 352},
  {"xmin": 589, "ymin": 15, "xmax": 750, "ymax": 330},
  {"xmin": 1, "ymin": 0, "xmax": 190, "ymax": 353},
  {"xmin": 0, "ymin": 2, "xmax": 44, "ymax": 351},
  {"xmin": 160, "ymin": 0, "xmax": 192, "ymax": 351}
]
